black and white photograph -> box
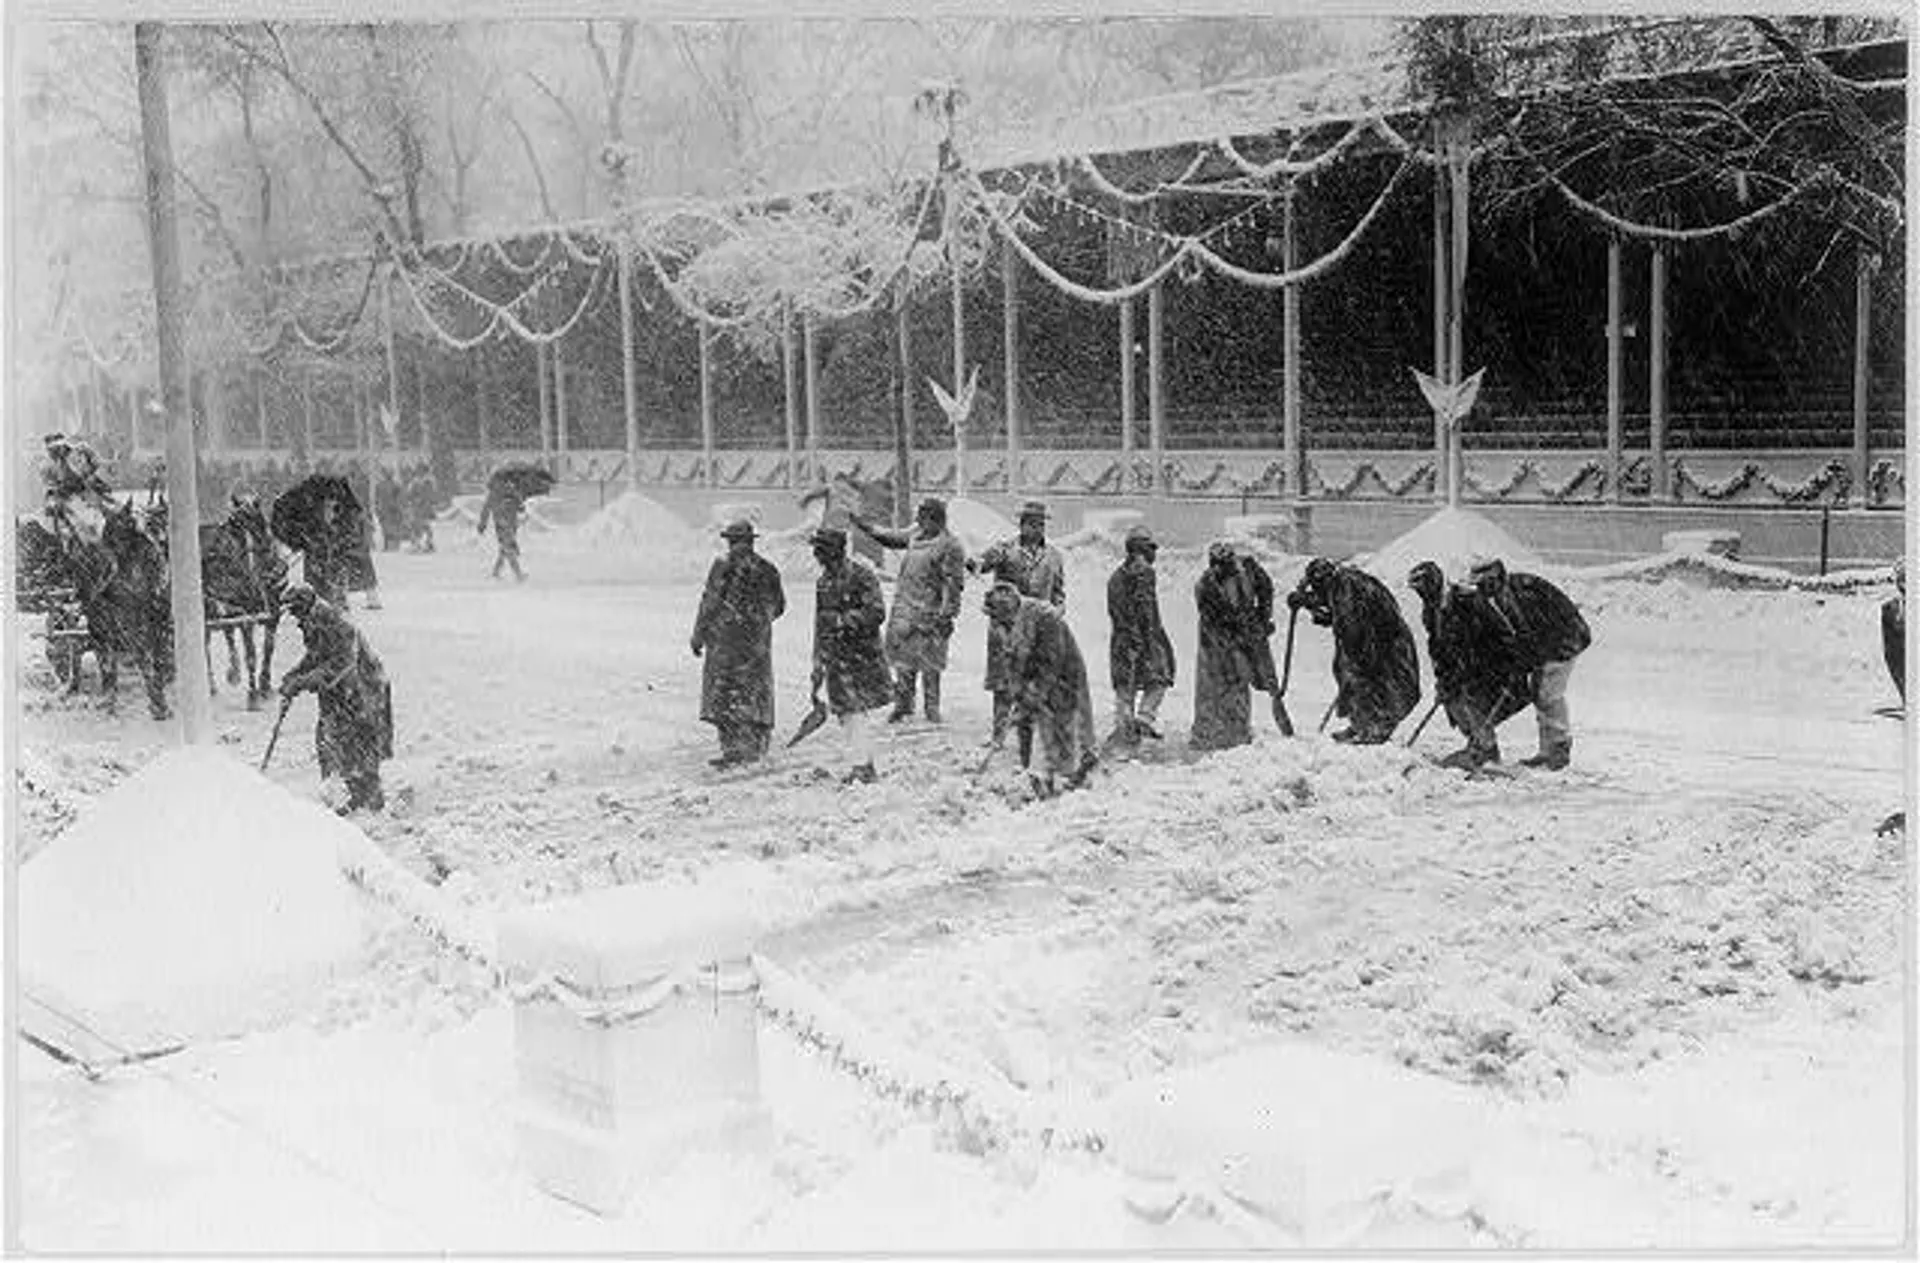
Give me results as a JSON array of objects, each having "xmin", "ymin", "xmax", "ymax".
[{"xmin": 6, "ymin": 8, "xmax": 1913, "ymax": 1252}]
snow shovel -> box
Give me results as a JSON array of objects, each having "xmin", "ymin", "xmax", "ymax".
[
  {"xmin": 787, "ymin": 679, "xmax": 830, "ymax": 748},
  {"xmin": 1270, "ymin": 605, "xmax": 1301, "ymax": 737},
  {"xmin": 1404, "ymin": 696, "xmax": 1444, "ymax": 748},
  {"xmin": 260, "ymin": 692, "xmax": 295, "ymax": 771}
]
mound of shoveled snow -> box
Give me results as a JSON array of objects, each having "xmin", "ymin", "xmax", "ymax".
[
  {"xmin": 572, "ymin": 491, "xmax": 700, "ymax": 550},
  {"xmin": 18, "ymin": 745, "xmax": 371, "ymax": 1049},
  {"xmin": 1361, "ymin": 507, "xmax": 1544, "ymax": 585}
]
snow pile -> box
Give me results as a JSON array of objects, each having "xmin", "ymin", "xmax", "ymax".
[
  {"xmin": 1360, "ymin": 506, "xmax": 1544, "ymax": 584},
  {"xmin": 18, "ymin": 745, "xmax": 372, "ymax": 1048},
  {"xmin": 944, "ymin": 497, "xmax": 1019, "ymax": 556},
  {"xmin": 570, "ymin": 490, "xmax": 699, "ymax": 551},
  {"xmin": 1574, "ymin": 550, "xmax": 1894, "ymax": 592}
]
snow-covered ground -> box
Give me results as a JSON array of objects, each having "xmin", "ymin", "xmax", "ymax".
[{"xmin": 11, "ymin": 496, "xmax": 1911, "ymax": 1251}]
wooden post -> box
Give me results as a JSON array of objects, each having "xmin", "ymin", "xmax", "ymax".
[
  {"xmin": 1606, "ymin": 237, "xmax": 1624, "ymax": 503},
  {"xmin": 1852, "ymin": 245, "xmax": 1875, "ymax": 505},
  {"xmin": 474, "ymin": 347, "xmax": 491, "ymax": 461},
  {"xmin": 554, "ymin": 340, "xmax": 569, "ymax": 468},
  {"xmin": 135, "ymin": 19, "xmax": 210, "ymax": 742},
  {"xmin": 1282, "ymin": 184, "xmax": 1303, "ymax": 503},
  {"xmin": 537, "ymin": 343, "xmax": 553, "ymax": 468},
  {"xmin": 781, "ymin": 306, "xmax": 799, "ymax": 489},
  {"xmin": 381, "ymin": 262, "xmax": 401, "ymax": 520},
  {"xmin": 1432, "ymin": 150, "xmax": 1449, "ymax": 503},
  {"xmin": 699, "ymin": 323, "xmax": 716, "ymax": 488},
  {"xmin": 803, "ymin": 312, "xmax": 821, "ymax": 483},
  {"xmin": 1147, "ymin": 280, "xmax": 1166, "ymax": 499},
  {"xmin": 618, "ymin": 240, "xmax": 640, "ymax": 490},
  {"xmin": 1119, "ymin": 298, "xmax": 1136, "ymax": 468},
  {"xmin": 949, "ymin": 201, "xmax": 967, "ymax": 502},
  {"xmin": 1002, "ymin": 245, "xmax": 1020, "ymax": 493},
  {"xmin": 894, "ymin": 280, "xmax": 914, "ymax": 523},
  {"xmin": 301, "ymin": 367, "xmax": 315, "ymax": 465},
  {"xmin": 1650, "ymin": 244, "xmax": 1669, "ymax": 500},
  {"xmin": 1448, "ymin": 131, "xmax": 1468, "ymax": 508}
]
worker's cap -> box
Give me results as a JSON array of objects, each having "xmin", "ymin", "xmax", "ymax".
[
  {"xmin": 1016, "ymin": 500, "xmax": 1049, "ymax": 522},
  {"xmin": 1125, "ymin": 524, "xmax": 1157, "ymax": 549}
]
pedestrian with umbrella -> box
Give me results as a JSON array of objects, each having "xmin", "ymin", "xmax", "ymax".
[
  {"xmin": 691, "ymin": 519, "xmax": 787, "ymax": 768},
  {"xmin": 270, "ymin": 474, "xmax": 364, "ymax": 608},
  {"xmin": 479, "ymin": 464, "xmax": 553, "ymax": 582}
]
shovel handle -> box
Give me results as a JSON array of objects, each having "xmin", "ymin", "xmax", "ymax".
[
  {"xmin": 1406, "ymin": 696, "xmax": 1444, "ymax": 747},
  {"xmin": 260, "ymin": 693, "xmax": 294, "ymax": 771},
  {"xmin": 1276, "ymin": 604, "xmax": 1302, "ymax": 698}
]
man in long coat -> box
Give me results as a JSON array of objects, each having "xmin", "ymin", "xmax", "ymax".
[
  {"xmin": 691, "ymin": 519, "xmax": 787, "ymax": 767},
  {"xmin": 1191, "ymin": 542, "xmax": 1283, "ymax": 751},
  {"xmin": 1469, "ymin": 557, "xmax": 1592, "ymax": 770},
  {"xmin": 1408, "ymin": 561, "xmax": 1532, "ymax": 768},
  {"xmin": 853, "ymin": 498, "xmax": 967, "ymax": 723},
  {"xmin": 985, "ymin": 583, "xmax": 1099, "ymax": 796},
  {"xmin": 280, "ymin": 584, "xmax": 393, "ymax": 814},
  {"xmin": 971, "ymin": 500, "xmax": 1067, "ymax": 760},
  {"xmin": 1107, "ymin": 524, "xmax": 1176, "ymax": 745},
  {"xmin": 1287, "ymin": 556, "xmax": 1422, "ymax": 744},
  {"xmin": 810, "ymin": 526, "xmax": 892, "ymax": 784}
]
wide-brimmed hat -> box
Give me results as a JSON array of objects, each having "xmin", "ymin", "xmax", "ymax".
[
  {"xmin": 1016, "ymin": 500, "xmax": 1049, "ymax": 522},
  {"xmin": 720, "ymin": 519, "xmax": 756, "ymax": 541},
  {"xmin": 811, "ymin": 526, "xmax": 848, "ymax": 548}
]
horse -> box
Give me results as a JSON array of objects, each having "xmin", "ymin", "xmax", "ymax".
[
  {"xmin": 15, "ymin": 515, "xmax": 85, "ymax": 687},
  {"xmin": 67, "ymin": 500, "xmax": 174, "ymax": 719},
  {"xmin": 199, "ymin": 494, "xmax": 288, "ymax": 708}
]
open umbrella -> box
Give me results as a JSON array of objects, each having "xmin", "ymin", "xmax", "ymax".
[
  {"xmin": 269, "ymin": 474, "xmax": 361, "ymax": 555},
  {"xmin": 489, "ymin": 464, "xmax": 556, "ymax": 502}
]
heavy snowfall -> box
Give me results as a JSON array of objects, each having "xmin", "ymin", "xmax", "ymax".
[{"xmin": 10, "ymin": 488, "xmax": 1910, "ymax": 1252}]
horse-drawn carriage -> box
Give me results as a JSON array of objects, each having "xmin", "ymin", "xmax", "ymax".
[{"xmin": 13, "ymin": 488, "xmax": 291, "ymax": 715}]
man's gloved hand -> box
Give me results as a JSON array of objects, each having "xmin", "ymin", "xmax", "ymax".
[
  {"xmin": 690, "ymin": 638, "xmax": 703, "ymax": 657},
  {"xmin": 279, "ymin": 676, "xmax": 303, "ymax": 699},
  {"xmin": 1286, "ymin": 589, "xmax": 1307, "ymax": 612}
]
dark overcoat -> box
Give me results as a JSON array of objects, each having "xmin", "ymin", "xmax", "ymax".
[{"xmin": 692, "ymin": 550, "xmax": 787, "ymax": 730}]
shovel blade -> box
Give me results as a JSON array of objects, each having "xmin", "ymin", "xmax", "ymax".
[{"xmin": 786, "ymin": 701, "xmax": 829, "ymax": 748}]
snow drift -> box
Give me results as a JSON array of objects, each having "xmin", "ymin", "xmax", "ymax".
[
  {"xmin": 1361, "ymin": 506, "xmax": 1544, "ymax": 585},
  {"xmin": 18, "ymin": 745, "xmax": 372, "ymax": 1049},
  {"xmin": 571, "ymin": 491, "xmax": 700, "ymax": 551}
]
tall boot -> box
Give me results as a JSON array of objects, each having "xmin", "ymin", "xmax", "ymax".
[
  {"xmin": 1017, "ymin": 719, "xmax": 1034, "ymax": 769},
  {"xmin": 888, "ymin": 670, "xmax": 917, "ymax": 723},
  {"xmin": 1520, "ymin": 739, "xmax": 1571, "ymax": 771},
  {"xmin": 922, "ymin": 672, "xmax": 942, "ymax": 724}
]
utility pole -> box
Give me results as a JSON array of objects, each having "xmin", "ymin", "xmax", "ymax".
[{"xmin": 135, "ymin": 21, "xmax": 211, "ymax": 743}]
